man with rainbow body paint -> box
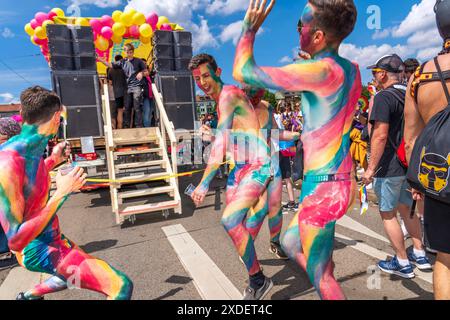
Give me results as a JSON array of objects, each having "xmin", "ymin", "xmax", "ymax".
[
  {"xmin": 233, "ymin": 0, "xmax": 362, "ymax": 299},
  {"xmin": 0, "ymin": 86, "xmax": 133, "ymax": 300},
  {"xmin": 188, "ymin": 54, "xmax": 274, "ymax": 300}
]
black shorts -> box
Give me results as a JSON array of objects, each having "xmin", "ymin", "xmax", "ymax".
[
  {"xmin": 279, "ymin": 154, "xmax": 292, "ymax": 180},
  {"xmin": 424, "ymin": 196, "xmax": 450, "ymax": 254},
  {"xmin": 115, "ymin": 96, "xmax": 125, "ymax": 109}
]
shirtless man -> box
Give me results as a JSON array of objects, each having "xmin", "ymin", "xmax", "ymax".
[
  {"xmin": 0, "ymin": 86, "xmax": 133, "ymax": 300},
  {"xmin": 404, "ymin": 0, "xmax": 450, "ymax": 300},
  {"xmin": 233, "ymin": 0, "xmax": 361, "ymax": 299},
  {"xmin": 189, "ymin": 54, "xmax": 272, "ymax": 300}
]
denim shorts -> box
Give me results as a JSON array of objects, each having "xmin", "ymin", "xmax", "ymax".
[{"xmin": 373, "ymin": 176, "xmax": 412, "ymax": 212}]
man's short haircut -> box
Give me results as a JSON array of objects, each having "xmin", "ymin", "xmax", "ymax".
[
  {"xmin": 404, "ymin": 58, "xmax": 420, "ymax": 73},
  {"xmin": 124, "ymin": 43, "xmax": 135, "ymax": 51},
  {"xmin": 189, "ymin": 54, "xmax": 218, "ymax": 72},
  {"xmin": 309, "ymin": 0, "xmax": 357, "ymax": 44},
  {"xmin": 115, "ymin": 55, "xmax": 123, "ymax": 62},
  {"xmin": 20, "ymin": 86, "xmax": 62, "ymax": 125}
]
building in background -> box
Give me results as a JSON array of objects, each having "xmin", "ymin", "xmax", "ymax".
[
  {"xmin": 0, "ymin": 104, "xmax": 20, "ymax": 118},
  {"xmin": 196, "ymin": 95, "xmax": 216, "ymax": 117}
]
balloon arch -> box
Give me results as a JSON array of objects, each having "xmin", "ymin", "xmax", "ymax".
[{"xmin": 25, "ymin": 8, "xmax": 184, "ymax": 74}]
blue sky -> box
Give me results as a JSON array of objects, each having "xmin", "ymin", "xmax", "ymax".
[{"xmin": 0, "ymin": 0, "xmax": 444, "ymax": 103}]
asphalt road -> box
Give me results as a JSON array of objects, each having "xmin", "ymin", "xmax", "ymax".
[{"xmin": 0, "ymin": 178, "xmax": 435, "ymax": 300}]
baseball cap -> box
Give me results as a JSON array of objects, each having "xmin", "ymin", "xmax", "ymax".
[{"xmin": 367, "ymin": 54, "xmax": 405, "ymax": 73}]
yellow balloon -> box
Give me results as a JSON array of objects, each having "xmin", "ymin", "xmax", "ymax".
[
  {"xmin": 112, "ymin": 22, "xmax": 126, "ymax": 36},
  {"xmin": 132, "ymin": 12, "xmax": 146, "ymax": 26},
  {"xmin": 112, "ymin": 10, "xmax": 123, "ymax": 22},
  {"xmin": 24, "ymin": 23, "xmax": 34, "ymax": 36},
  {"xmin": 120, "ymin": 12, "xmax": 133, "ymax": 27},
  {"xmin": 140, "ymin": 35, "xmax": 151, "ymax": 44},
  {"xmin": 30, "ymin": 35, "xmax": 37, "ymax": 45},
  {"xmin": 125, "ymin": 8, "xmax": 137, "ymax": 16},
  {"xmin": 139, "ymin": 23, "xmax": 153, "ymax": 38},
  {"xmin": 112, "ymin": 34, "xmax": 123, "ymax": 44},
  {"xmin": 95, "ymin": 36, "xmax": 109, "ymax": 51},
  {"xmin": 51, "ymin": 8, "xmax": 65, "ymax": 18},
  {"xmin": 35, "ymin": 26, "xmax": 47, "ymax": 39},
  {"xmin": 157, "ymin": 16, "xmax": 170, "ymax": 29},
  {"xmin": 42, "ymin": 20, "xmax": 55, "ymax": 29},
  {"xmin": 75, "ymin": 17, "xmax": 89, "ymax": 27}
]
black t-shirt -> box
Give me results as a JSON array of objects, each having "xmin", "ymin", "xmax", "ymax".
[
  {"xmin": 112, "ymin": 58, "xmax": 146, "ymax": 89},
  {"xmin": 369, "ymin": 84, "xmax": 406, "ymax": 178},
  {"xmin": 107, "ymin": 67, "xmax": 127, "ymax": 99}
]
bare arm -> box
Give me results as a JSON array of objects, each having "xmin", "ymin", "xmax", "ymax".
[
  {"xmin": 404, "ymin": 76, "xmax": 425, "ymax": 164},
  {"xmin": 362, "ymin": 122, "xmax": 389, "ymax": 185}
]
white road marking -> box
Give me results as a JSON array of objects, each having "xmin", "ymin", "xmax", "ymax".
[
  {"xmin": 162, "ymin": 224, "xmax": 243, "ymax": 300},
  {"xmin": 337, "ymin": 215, "xmax": 390, "ymax": 244}
]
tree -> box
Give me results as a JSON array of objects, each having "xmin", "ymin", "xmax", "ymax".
[{"xmin": 263, "ymin": 90, "xmax": 277, "ymax": 107}]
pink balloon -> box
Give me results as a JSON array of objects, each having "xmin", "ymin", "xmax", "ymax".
[
  {"xmin": 123, "ymin": 29, "xmax": 131, "ymax": 38},
  {"xmin": 146, "ymin": 13, "xmax": 158, "ymax": 27},
  {"xmin": 48, "ymin": 11, "xmax": 57, "ymax": 21},
  {"xmin": 101, "ymin": 26, "xmax": 113, "ymax": 39},
  {"xmin": 30, "ymin": 19, "xmax": 40, "ymax": 29},
  {"xmin": 89, "ymin": 19, "xmax": 103, "ymax": 34},
  {"xmin": 35, "ymin": 12, "xmax": 48, "ymax": 25},
  {"xmin": 160, "ymin": 23, "xmax": 172, "ymax": 31},
  {"xmin": 101, "ymin": 15, "xmax": 114, "ymax": 27},
  {"xmin": 129, "ymin": 25, "xmax": 140, "ymax": 38},
  {"xmin": 33, "ymin": 36, "xmax": 45, "ymax": 45}
]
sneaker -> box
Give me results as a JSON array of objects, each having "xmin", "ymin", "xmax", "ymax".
[
  {"xmin": 269, "ymin": 242, "xmax": 289, "ymax": 260},
  {"xmin": 407, "ymin": 252, "xmax": 433, "ymax": 270},
  {"xmin": 282, "ymin": 202, "xmax": 296, "ymax": 211},
  {"xmin": 377, "ymin": 256, "xmax": 415, "ymax": 279},
  {"xmin": 243, "ymin": 277, "xmax": 273, "ymax": 300},
  {"xmin": 16, "ymin": 292, "xmax": 44, "ymax": 300}
]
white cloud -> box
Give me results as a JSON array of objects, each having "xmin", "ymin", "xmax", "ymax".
[
  {"xmin": 219, "ymin": 21, "xmax": 242, "ymax": 45},
  {"xmin": 339, "ymin": 43, "xmax": 413, "ymax": 68},
  {"xmin": 70, "ymin": 0, "xmax": 123, "ymax": 8},
  {"xmin": 191, "ymin": 16, "xmax": 219, "ymax": 50},
  {"xmin": 372, "ymin": 28, "xmax": 391, "ymax": 40},
  {"xmin": 206, "ymin": 0, "xmax": 248, "ymax": 16},
  {"xmin": 406, "ymin": 28, "xmax": 441, "ymax": 50},
  {"xmin": 1, "ymin": 27, "xmax": 14, "ymax": 39},
  {"xmin": 392, "ymin": 0, "xmax": 436, "ymax": 38},
  {"xmin": 0, "ymin": 93, "xmax": 15, "ymax": 104},
  {"xmin": 416, "ymin": 46, "xmax": 442, "ymax": 61}
]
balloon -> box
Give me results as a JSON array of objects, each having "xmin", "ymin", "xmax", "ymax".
[
  {"xmin": 35, "ymin": 12, "xmax": 49, "ymax": 25},
  {"xmin": 30, "ymin": 36, "xmax": 37, "ymax": 45},
  {"xmin": 24, "ymin": 23, "xmax": 34, "ymax": 36},
  {"xmin": 30, "ymin": 19, "xmax": 40, "ymax": 29},
  {"xmin": 51, "ymin": 8, "xmax": 65, "ymax": 18},
  {"xmin": 42, "ymin": 20, "xmax": 55, "ymax": 30},
  {"xmin": 157, "ymin": 16, "xmax": 170, "ymax": 29},
  {"xmin": 146, "ymin": 13, "xmax": 158, "ymax": 27},
  {"xmin": 125, "ymin": 8, "xmax": 137, "ymax": 16},
  {"xmin": 101, "ymin": 15, "xmax": 114, "ymax": 28},
  {"xmin": 111, "ymin": 34, "xmax": 123, "ymax": 44},
  {"xmin": 89, "ymin": 19, "xmax": 103, "ymax": 33},
  {"xmin": 112, "ymin": 10, "xmax": 122, "ymax": 23},
  {"xmin": 129, "ymin": 25, "xmax": 140, "ymax": 38},
  {"xmin": 123, "ymin": 28, "xmax": 131, "ymax": 38},
  {"xmin": 34, "ymin": 26, "xmax": 47, "ymax": 39},
  {"xmin": 33, "ymin": 35, "xmax": 45, "ymax": 45},
  {"xmin": 95, "ymin": 36, "xmax": 109, "ymax": 51},
  {"xmin": 101, "ymin": 26, "xmax": 113, "ymax": 39},
  {"xmin": 132, "ymin": 12, "xmax": 146, "ymax": 26},
  {"xmin": 75, "ymin": 17, "xmax": 89, "ymax": 27},
  {"xmin": 120, "ymin": 12, "xmax": 133, "ymax": 27},
  {"xmin": 139, "ymin": 23, "xmax": 153, "ymax": 38},
  {"xmin": 112, "ymin": 22, "xmax": 126, "ymax": 36},
  {"xmin": 48, "ymin": 11, "xmax": 57, "ymax": 21},
  {"xmin": 140, "ymin": 35, "xmax": 151, "ymax": 44},
  {"xmin": 160, "ymin": 24, "xmax": 172, "ymax": 31}
]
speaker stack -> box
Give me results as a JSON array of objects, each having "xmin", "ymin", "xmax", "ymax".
[
  {"xmin": 153, "ymin": 30, "xmax": 196, "ymax": 130},
  {"xmin": 47, "ymin": 24, "xmax": 103, "ymax": 138}
]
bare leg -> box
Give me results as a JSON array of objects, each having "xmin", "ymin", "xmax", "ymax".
[
  {"xmin": 434, "ymin": 252, "xmax": 450, "ymax": 300},
  {"xmin": 24, "ymin": 276, "xmax": 67, "ymax": 299},
  {"xmin": 380, "ymin": 210, "xmax": 407, "ymax": 260},
  {"xmin": 398, "ymin": 203, "xmax": 424, "ymax": 251}
]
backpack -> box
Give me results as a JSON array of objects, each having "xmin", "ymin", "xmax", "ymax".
[
  {"xmin": 407, "ymin": 57, "xmax": 450, "ymax": 204},
  {"xmin": 382, "ymin": 85, "xmax": 409, "ymax": 169}
]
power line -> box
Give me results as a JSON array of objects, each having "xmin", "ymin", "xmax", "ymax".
[{"xmin": 0, "ymin": 58, "xmax": 33, "ymax": 85}]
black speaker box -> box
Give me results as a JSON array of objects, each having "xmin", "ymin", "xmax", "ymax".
[
  {"xmin": 153, "ymin": 44, "xmax": 174, "ymax": 58},
  {"xmin": 52, "ymin": 71, "xmax": 103, "ymax": 138},
  {"xmin": 155, "ymin": 71, "xmax": 195, "ymax": 104},
  {"xmin": 174, "ymin": 44, "xmax": 193, "ymax": 59},
  {"xmin": 173, "ymin": 31, "xmax": 192, "ymax": 46},
  {"xmin": 174, "ymin": 58, "xmax": 190, "ymax": 71},
  {"xmin": 154, "ymin": 58, "xmax": 175, "ymax": 72},
  {"xmin": 163, "ymin": 103, "xmax": 197, "ymax": 130},
  {"xmin": 153, "ymin": 30, "xmax": 173, "ymax": 45}
]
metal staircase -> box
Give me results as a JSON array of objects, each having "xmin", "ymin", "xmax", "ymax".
[{"xmin": 102, "ymin": 83, "xmax": 182, "ymax": 225}]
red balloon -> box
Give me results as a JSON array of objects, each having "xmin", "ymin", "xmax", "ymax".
[
  {"xmin": 33, "ymin": 35, "xmax": 45, "ymax": 46},
  {"xmin": 101, "ymin": 26, "xmax": 114, "ymax": 39},
  {"xmin": 30, "ymin": 19, "xmax": 40, "ymax": 29},
  {"xmin": 146, "ymin": 13, "xmax": 158, "ymax": 27},
  {"xmin": 129, "ymin": 25, "xmax": 140, "ymax": 38},
  {"xmin": 35, "ymin": 12, "xmax": 48, "ymax": 24},
  {"xmin": 101, "ymin": 15, "xmax": 114, "ymax": 27},
  {"xmin": 48, "ymin": 11, "xmax": 57, "ymax": 21}
]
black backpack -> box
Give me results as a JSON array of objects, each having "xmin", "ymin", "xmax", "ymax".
[{"xmin": 407, "ymin": 57, "xmax": 450, "ymax": 204}]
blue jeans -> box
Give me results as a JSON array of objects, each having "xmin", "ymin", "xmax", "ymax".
[
  {"xmin": 142, "ymin": 97, "xmax": 155, "ymax": 128},
  {"xmin": 0, "ymin": 226, "xmax": 9, "ymax": 254}
]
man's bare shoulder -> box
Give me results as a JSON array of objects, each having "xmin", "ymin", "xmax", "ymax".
[
  {"xmin": 220, "ymin": 85, "xmax": 247, "ymax": 100},
  {"xmin": 0, "ymin": 150, "xmax": 25, "ymax": 178}
]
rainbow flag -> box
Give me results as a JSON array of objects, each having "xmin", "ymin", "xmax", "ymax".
[{"xmin": 359, "ymin": 185, "xmax": 369, "ymax": 216}]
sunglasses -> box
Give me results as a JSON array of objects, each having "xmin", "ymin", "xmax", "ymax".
[{"xmin": 371, "ymin": 68, "xmax": 384, "ymax": 76}]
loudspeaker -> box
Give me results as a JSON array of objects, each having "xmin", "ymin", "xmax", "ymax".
[
  {"xmin": 155, "ymin": 71, "xmax": 196, "ymax": 104},
  {"xmin": 153, "ymin": 30, "xmax": 174, "ymax": 45},
  {"xmin": 47, "ymin": 24, "xmax": 96, "ymax": 72},
  {"xmin": 163, "ymin": 103, "xmax": 197, "ymax": 130},
  {"xmin": 52, "ymin": 71, "xmax": 103, "ymax": 138},
  {"xmin": 173, "ymin": 31, "xmax": 192, "ymax": 46}
]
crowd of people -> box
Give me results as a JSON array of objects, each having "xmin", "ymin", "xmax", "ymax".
[{"xmin": 0, "ymin": 0, "xmax": 449, "ymax": 301}]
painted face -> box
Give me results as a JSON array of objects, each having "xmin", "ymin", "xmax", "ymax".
[
  {"xmin": 418, "ymin": 148, "xmax": 450, "ymax": 193},
  {"xmin": 299, "ymin": 4, "xmax": 315, "ymax": 52},
  {"xmin": 192, "ymin": 63, "xmax": 223, "ymax": 98}
]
